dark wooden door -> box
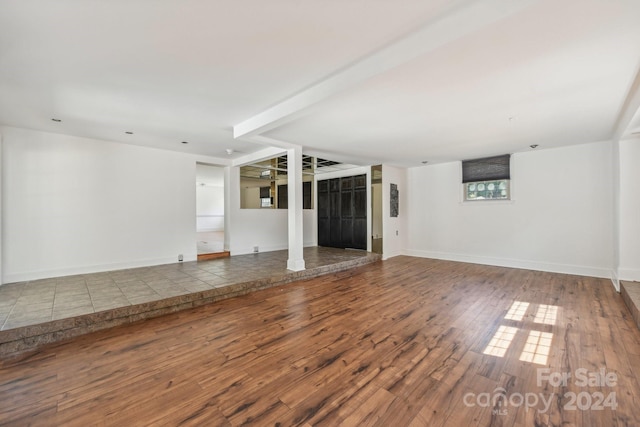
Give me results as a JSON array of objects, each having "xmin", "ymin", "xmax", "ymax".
[
  {"xmin": 317, "ymin": 174, "xmax": 367, "ymax": 250},
  {"xmin": 317, "ymin": 180, "xmax": 330, "ymax": 247}
]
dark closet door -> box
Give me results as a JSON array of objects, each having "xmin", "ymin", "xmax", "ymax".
[
  {"xmin": 317, "ymin": 180, "xmax": 330, "ymax": 247},
  {"xmin": 340, "ymin": 177, "xmax": 353, "ymax": 247},
  {"xmin": 317, "ymin": 174, "xmax": 367, "ymax": 250},
  {"xmin": 329, "ymin": 178, "xmax": 341, "ymax": 246}
]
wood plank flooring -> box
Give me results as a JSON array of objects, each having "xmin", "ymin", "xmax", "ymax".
[
  {"xmin": 1, "ymin": 256, "xmax": 639, "ymax": 426},
  {"xmin": 197, "ymin": 251, "xmax": 231, "ymax": 261}
]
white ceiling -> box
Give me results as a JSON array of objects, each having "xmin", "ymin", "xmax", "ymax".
[{"xmin": 1, "ymin": 0, "xmax": 639, "ymax": 166}]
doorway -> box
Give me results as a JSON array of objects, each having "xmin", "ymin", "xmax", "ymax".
[
  {"xmin": 196, "ymin": 163, "xmax": 228, "ymax": 260},
  {"xmin": 371, "ymin": 165, "xmax": 383, "ymax": 254}
]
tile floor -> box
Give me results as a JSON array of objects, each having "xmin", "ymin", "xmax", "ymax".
[{"xmin": 0, "ymin": 247, "xmax": 371, "ymax": 331}]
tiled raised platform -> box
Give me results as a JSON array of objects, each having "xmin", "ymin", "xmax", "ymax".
[
  {"xmin": 621, "ymin": 281, "xmax": 640, "ymax": 331},
  {"xmin": 0, "ymin": 247, "xmax": 381, "ymax": 357}
]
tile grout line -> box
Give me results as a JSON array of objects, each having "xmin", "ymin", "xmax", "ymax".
[{"xmin": 1, "ymin": 281, "xmax": 29, "ymax": 331}]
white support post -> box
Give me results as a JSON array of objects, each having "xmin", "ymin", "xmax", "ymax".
[
  {"xmin": 0, "ymin": 133, "xmax": 3, "ymax": 284},
  {"xmin": 287, "ymin": 146, "xmax": 306, "ymax": 271},
  {"xmin": 223, "ymin": 166, "xmax": 232, "ymax": 253}
]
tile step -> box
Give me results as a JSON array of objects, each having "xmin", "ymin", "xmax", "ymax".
[{"xmin": 0, "ymin": 254, "xmax": 381, "ymax": 358}]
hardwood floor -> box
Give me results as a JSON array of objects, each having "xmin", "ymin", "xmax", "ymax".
[
  {"xmin": 1, "ymin": 256, "xmax": 639, "ymax": 426},
  {"xmin": 197, "ymin": 251, "xmax": 231, "ymax": 261}
]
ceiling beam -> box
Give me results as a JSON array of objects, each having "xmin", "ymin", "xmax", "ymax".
[
  {"xmin": 231, "ymin": 146, "xmax": 287, "ymax": 167},
  {"xmin": 244, "ymin": 135, "xmax": 299, "ymax": 150},
  {"xmin": 233, "ymin": 0, "xmax": 538, "ymax": 140}
]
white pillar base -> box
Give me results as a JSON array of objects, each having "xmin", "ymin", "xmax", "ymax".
[{"xmin": 287, "ymin": 258, "xmax": 306, "ymax": 272}]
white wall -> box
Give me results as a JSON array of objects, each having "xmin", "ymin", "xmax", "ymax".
[
  {"xmin": 382, "ymin": 165, "xmax": 407, "ymax": 259},
  {"xmin": 228, "ymin": 166, "xmax": 316, "ymax": 255},
  {"xmin": 0, "ymin": 133, "xmax": 3, "ymax": 283},
  {"xmin": 1, "ymin": 126, "xmax": 226, "ymax": 283},
  {"xmin": 4, "ymin": 124, "xmax": 627, "ymax": 285},
  {"xmin": 618, "ymin": 138, "xmax": 640, "ymax": 281},
  {"xmin": 405, "ymin": 141, "xmax": 614, "ymax": 278}
]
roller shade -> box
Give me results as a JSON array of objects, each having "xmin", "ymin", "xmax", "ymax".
[{"xmin": 462, "ymin": 154, "xmax": 510, "ymax": 183}]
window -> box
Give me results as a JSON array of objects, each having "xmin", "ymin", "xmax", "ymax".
[
  {"xmin": 465, "ymin": 180, "xmax": 509, "ymax": 200},
  {"xmin": 462, "ymin": 154, "xmax": 510, "ymax": 201},
  {"xmin": 260, "ymin": 198, "xmax": 272, "ymax": 208},
  {"xmin": 259, "ymin": 186, "xmax": 272, "ymax": 208}
]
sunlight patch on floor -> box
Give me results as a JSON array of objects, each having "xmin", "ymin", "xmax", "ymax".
[
  {"xmin": 504, "ymin": 301, "xmax": 530, "ymax": 322},
  {"xmin": 534, "ymin": 304, "xmax": 558, "ymax": 325},
  {"xmin": 519, "ymin": 330, "xmax": 553, "ymax": 365},
  {"xmin": 483, "ymin": 326, "xmax": 519, "ymax": 358}
]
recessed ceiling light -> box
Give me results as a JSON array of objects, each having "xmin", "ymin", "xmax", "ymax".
[
  {"xmin": 530, "ymin": 144, "xmax": 539, "ymax": 149},
  {"xmin": 226, "ymin": 148, "xmax": 234, "ymax": 155},
  {"xmin": 181, "ymin": 141, "xmax": 189, "ymax": 144},
  {"xmin": 421, "ymin": 160, "xmax": 428, "ymax": 164},
  {"xmin": 125, "ymin": 131, "xmax": 133, "ymax": 135},
  {"xmin": 51, "ymin": 118, "xmax": 62, "ymax": 122}
]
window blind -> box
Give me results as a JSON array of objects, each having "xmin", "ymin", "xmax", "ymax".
[{"xmin": 462, "ymin": 154, "xmax": 510, "ymax": 183}]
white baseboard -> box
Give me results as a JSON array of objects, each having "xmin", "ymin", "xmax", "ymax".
[
  {"xmin": 230, "ymin": 241, "xmax": 316, "ymax": 256},
  {"xmin": 382, "ymin": 251, "xmax": 404, "ymax": 261},
  {"xmin": 403, "ymin": 249, "xmax": 612, "ymax": 279},
  {"xmin": 3, "ymin": 254, "xmax": 198, "ymax": 285},
  {"xmin": 618, "ymin": 268, "xmax": 640, "ymax": 282}
]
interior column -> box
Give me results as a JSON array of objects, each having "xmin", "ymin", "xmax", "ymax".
[{"xmin": 286, "ymin": 146, "xmax": 305, "ymax": 271}]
